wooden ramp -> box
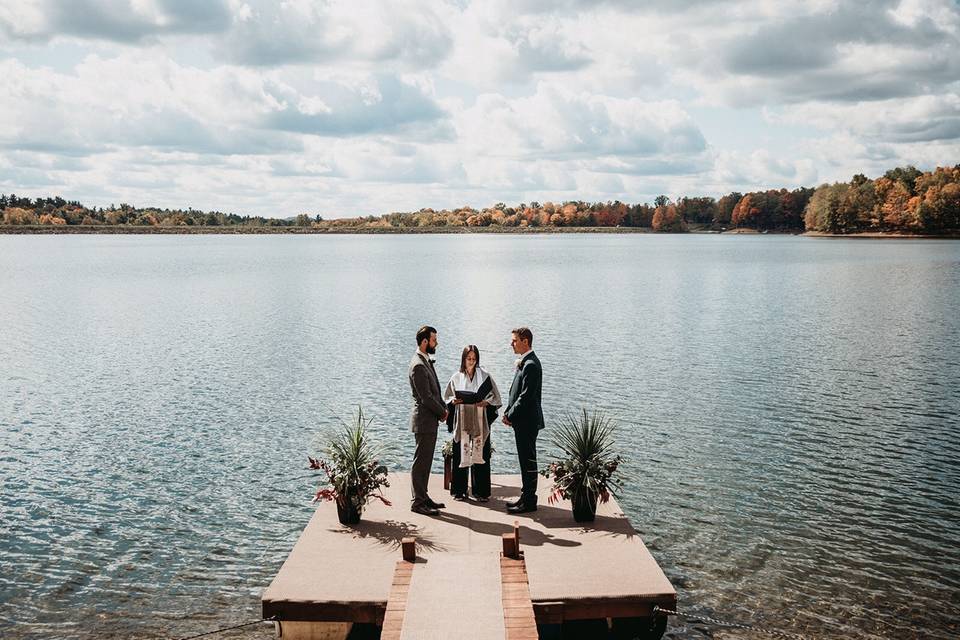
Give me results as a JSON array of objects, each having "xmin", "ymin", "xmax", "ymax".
[
  {"xmin": 263, "ymin": 474, "xmax": 676, "ymax": 633},
  {"xmin": 381, "ymin": 552, "xmax": 536, "ymax": 640},
  {"xmin": 500, "ymin": 555, "xmax": 538, "ymax": 640}
]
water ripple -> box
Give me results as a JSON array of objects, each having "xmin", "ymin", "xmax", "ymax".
[{"xmin": 1, "ymin": 235, "xmax": 959, "ymax": 639}]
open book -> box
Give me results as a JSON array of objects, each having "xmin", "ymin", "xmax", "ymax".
[{"xmin": 454, "ymin": 375, "xmax": 493, "ymax": 405}]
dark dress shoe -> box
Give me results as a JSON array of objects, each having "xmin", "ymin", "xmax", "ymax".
[
  {"xmin": 411, "ymin": 504, "xmax": 439, "ymax": 516},
  {"xmin": 427, "ymin": 499, "xmax": 446, "ymax": 509},
  {"xmin": 506, "ymin": 497, "xmax": 523, "ymax": 508},
  {"xmin": 507, "ymin": 503, "xmax": 537, "ymax": 514}
]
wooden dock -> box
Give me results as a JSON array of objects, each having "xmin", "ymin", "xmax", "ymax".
[{"xmin": 262, "ymin": 474, "xmax": 675, "ymax": 638}]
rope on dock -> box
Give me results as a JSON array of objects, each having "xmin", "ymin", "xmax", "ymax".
[
  {"xmin": 653, "ymin": 605, "xmax": 810, "ymax": 640},
  {"xmin": 175, "ymin": 615, "xmax": 276, "ymax": 640}
]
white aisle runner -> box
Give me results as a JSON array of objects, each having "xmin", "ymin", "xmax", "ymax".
[{"xmin": 400, "ymin": 553, "xmax": 506, "ymax": 640}]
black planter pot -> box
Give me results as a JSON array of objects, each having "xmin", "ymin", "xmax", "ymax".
[
  {"xmin": 571, "ymin": 489, "xmax": 598, "ymax": 522},
  {"xmin": 336, "ymin": 496, "xmax": 362, "ymax": 525}
]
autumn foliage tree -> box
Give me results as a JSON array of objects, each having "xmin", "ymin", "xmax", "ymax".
[
  {"xmin": 913, "ymin": 166, "xmax": 960, "ymax": 230},
  {"xmin": 3, "ymin": 207, "xmax": 37, "ymax": 225},
  {"xmin": 715, "ymin": 192, "xmax": 742, "ymax": 225},
  {"xmin": 652, "ymin": 203, "xmax": 685, "ymax": 232},
  {"xmin": 729, "ymin": 188, "xmax": 812, "ymax": 230},
  {"xmin": 3, "ymin": 164, "xmax": 957, "ymax": 233}
]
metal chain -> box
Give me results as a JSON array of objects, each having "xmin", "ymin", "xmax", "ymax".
[
  {"xmin": 653, "ymin": 605, "xmax": 810, "ymax": 640},
  {"xmin": 176, "ymin": 615, "xmax": 276, "ymax": 640}
]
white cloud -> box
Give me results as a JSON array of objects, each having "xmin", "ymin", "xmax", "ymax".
[
  {"xmin": 457, "ymin": 82, "xmax": 706, "ymax": 159},
  {"xmin": 713, "ymin": 150, "xmax": 819, "ymax": 190},
  {"xmin": 777, "ymin": 93, "xmax": 960, "ymax": 143},
  {"xmin": 217, "ymin": 0, "xmax": 454, "ymax": 69},
  {"xmin": 0, "ymin": 0, "xmax": 958, "ymax": 216},
  {"xmin": 0, "ymin": 0, "xmax": 232, "ymax": 43},
  {"xmin": 668, "ymin": 0, "xmax": 960, "ymax": 106}
]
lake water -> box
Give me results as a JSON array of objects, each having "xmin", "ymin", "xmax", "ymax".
[{"xmin": 1, "ymin": 234, "xmax": 958, "ymax": 639}]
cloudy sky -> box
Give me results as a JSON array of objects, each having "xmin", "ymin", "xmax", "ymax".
[{"xmin": 1, "ymin": 0, "xmax": 958, "ymax": 218}]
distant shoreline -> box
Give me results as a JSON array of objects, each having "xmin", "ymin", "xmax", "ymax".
[
  {"xmin": 1, "ymin": 224, "xmax": 652, "ymax": 235},
  {"xmin": 2, "ymin": 225, "xmax": 958, "ymax": 238}
]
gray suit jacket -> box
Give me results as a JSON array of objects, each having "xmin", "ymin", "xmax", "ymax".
[{"xmin": 409, "ymin": 352, "xmax": 445, "ymax": 433}]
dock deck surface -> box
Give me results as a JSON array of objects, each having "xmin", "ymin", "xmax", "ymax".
[{"xmin": 262, "ymin": 473, "xmax": 675, "ymax": 627}]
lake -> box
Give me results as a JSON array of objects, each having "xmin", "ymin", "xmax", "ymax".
[{"xmin": 1, "ymin": 234, "xmax": 958, "ymax": 639}]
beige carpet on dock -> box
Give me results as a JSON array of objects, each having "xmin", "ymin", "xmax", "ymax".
[{"xmin": 400, "ymin": 554, "xmax": 505, "ymax": 640}]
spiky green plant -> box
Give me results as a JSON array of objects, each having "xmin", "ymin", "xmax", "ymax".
[
  {"xmin": 309, "ymin": 407, "xmax": 391, "ymax": 510},
  {"xmin": 541, "ymin": 409, "xmax": 624, "ymax": 504}
]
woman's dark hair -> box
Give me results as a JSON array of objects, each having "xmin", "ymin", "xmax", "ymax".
[{"xmin": 460, "ymin": 345, "xmax": 480, "ymax": 373}]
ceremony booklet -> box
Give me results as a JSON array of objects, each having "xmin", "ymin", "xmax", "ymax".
[
  {"xmin": 455, "ymin": 376, "xmax": 493, "ymax": 404},
  {"xmin": 454, "ymin": 389, "xmax": 481, "ymax": 404}
]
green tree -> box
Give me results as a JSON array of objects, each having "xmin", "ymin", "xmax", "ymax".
[
  {"xmin": 883, "ymin": 165, "xmax": 923, "ymax": 195},
  {"xmin": 676, "ymin": 196, "xmax": 717, "ymax": 224}
]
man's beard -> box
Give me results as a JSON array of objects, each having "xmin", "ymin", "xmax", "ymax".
[{"xmin": 426, "ymin": 344, "xmax": 436, "ymax": 354}]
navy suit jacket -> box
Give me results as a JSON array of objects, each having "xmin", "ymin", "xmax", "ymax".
[{"xmin": 505, "ymin": 352, "xmax": 544, "ymax": 431}]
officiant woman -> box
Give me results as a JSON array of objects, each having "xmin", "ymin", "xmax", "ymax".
[{"xmin": 443, "ymin": 345, "xmax": 502, "ymax": 501}]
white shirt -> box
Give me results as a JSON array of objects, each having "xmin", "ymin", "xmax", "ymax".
[{"xmin": 515, "ymin": 349, "xmax": 533, "ymax": 368}]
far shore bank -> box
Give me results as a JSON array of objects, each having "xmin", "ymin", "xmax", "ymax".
[
  {"xmin": 1, "ymin": 224, "xmax": 653, "ymax": 235},
  {"xmin": 1, "ymin": 225, "xmax": 958, "ymax": 238}
]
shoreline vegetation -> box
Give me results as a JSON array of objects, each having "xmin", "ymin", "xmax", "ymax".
[
  {"xmin": 2, "ymin": 164, "xmax": 959, "ymax": 236},
  {"xmin": 3, "ymin": 225, "xmax": 958, "ymax": 238}
]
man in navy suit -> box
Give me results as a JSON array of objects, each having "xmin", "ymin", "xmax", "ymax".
[{"xmin": 502, "ymin": 327, "xmax": 544, "ymax": 514}]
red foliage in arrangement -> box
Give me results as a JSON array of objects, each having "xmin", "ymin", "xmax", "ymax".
[{"xmin": 308, "ymin": 456, "xmax": 392, "ymax": 507}]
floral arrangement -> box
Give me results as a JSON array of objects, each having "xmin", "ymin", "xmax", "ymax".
[
  {"xmin": 441, "ymin": 439, "xmax": 454, "ymax": 458},
  {"xmin": 541, "ymin": 409, "xmax": 624, "ymax": 505},
  {"xmin": 309, "ymin": 407, "xmax": 391, "ymax": 511}
]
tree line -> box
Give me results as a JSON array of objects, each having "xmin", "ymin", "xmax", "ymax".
[
  {"xmin": 0, "ymin": 195, "xmax": 322, "ymax": 228},
  {"xmin": 2, "ymin": 164, "xmax": 958, "ymax": 233}
]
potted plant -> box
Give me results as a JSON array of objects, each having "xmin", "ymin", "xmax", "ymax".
[
  {"xmin": 541, "ymin": 409, "xmax": 624, "ymax": 522},
  {"xmin": 309, "ymin": 407, "xmax": 391, "ymax": 525}
]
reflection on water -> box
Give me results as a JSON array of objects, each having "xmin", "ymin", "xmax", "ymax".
[{"xmin": 1, "ymin": 234, "xmax": 959, "ymax": 639}]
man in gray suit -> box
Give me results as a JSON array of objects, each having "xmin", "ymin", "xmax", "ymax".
[{"xmin": 408, "ymin": 325, "xmax": 448, "ymax": 516}]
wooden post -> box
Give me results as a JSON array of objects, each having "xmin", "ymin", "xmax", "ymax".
[
  {"xmin": 502, "ymin": 522, "xmax": 521, "ymax": 559},
  {"xmin": 443, "ymin": 456, "xmax": 452, "ymax": 490},
  {"xmin": 401, "ymin": 537, "xmax": 416, "ymax": 563},
  {"xmin": 501, "ymin": 533, "xmax": 517, "ymax": 559}
]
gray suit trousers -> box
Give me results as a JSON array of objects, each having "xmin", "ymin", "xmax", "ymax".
[{"xmin": 411, "ymin": 430, "xmax": 438, "ymax": 508}]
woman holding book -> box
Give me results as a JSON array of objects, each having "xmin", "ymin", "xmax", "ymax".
[{"xmin": 443, "ymin": 345, "xmax": 502, "ymax": 501}]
